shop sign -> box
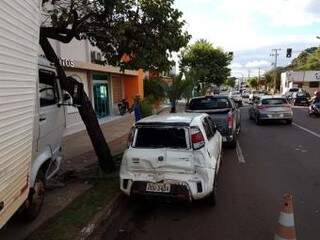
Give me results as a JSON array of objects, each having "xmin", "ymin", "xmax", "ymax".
[{"xmin": 60, "ymin": 57, "xmax": 75, "ymax": 68}]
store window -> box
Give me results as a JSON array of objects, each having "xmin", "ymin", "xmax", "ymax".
[
  {"xmin": 93, "ymin": 73, "xmax": 110, "ymax": 119},
  {"xmin": 309, "ymin": 81, "xmax": 320, "ymax": 88}
]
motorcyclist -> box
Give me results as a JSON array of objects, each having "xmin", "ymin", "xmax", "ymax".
[{"xmin": 309, "ymin": 91, "xmax": 320, "ymax": 116}]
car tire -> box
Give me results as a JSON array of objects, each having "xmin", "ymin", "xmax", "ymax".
[
  {"xmin": 206, "ymin": 175, "xmax": 217, "ymax": 207},
  {"xmin": 21, "ymin": 171, "xmax": 45, "ymax": 221},
  {"xmin": 228, "ymin": 135, "xmax": 237, "ymax": 149},
  {"xmin": 286, "ymin": 119, "xmax": 292, "ymax": 125}
]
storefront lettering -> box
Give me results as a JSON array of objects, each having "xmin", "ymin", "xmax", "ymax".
[
  {"xmin": 60, "ymin": 58, "xmax": 75, "ymax": 68},
  {"xmin": 315, "ymin": 72, "xmax": 320, "ymax": 80}
]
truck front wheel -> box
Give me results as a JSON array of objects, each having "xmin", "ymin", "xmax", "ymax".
[{"xmin": 22, "ymin": 171, "xmax": 45, "ymax": 221}]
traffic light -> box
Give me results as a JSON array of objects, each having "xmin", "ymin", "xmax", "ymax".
[{"xmin": 286, "ymin": 48, "xmax": 292, "ymax": 58}]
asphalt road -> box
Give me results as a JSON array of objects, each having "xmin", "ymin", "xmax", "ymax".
[{"xmin": 102, "ymin": 106, "xmax": 320, "ymax": 240}]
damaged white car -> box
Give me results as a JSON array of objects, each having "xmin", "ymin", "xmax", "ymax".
[{"xmin": 120, "ymin": 113, "xmax": 223, "ymax": 206}]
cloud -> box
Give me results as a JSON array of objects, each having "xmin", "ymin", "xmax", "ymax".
[
  {"xmin": 229, "ymin": 62, "xmax": 243, "ymax": 69},
  {"xmin": 245, "ymin": 60, "xmax": 271, "ymax": 68}
]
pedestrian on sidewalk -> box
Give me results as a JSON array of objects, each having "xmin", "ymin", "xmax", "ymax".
[{"xmin": 131, "ymin": 95, "xmax": 142, "ymax": 122}]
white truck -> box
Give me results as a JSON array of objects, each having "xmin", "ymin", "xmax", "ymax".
[{"xmin": 0, "ymin": 0, "xmax": 66, "ymax": 229}]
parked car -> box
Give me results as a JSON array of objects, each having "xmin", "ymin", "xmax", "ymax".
[
  {"xmin": 186, "ymin": 96, "xmax": 241, "ymax": 148},
  {"xmin": 248, "ymin": 96, "xmax": 293, "ymax": 125},
  {"xmin": 229, "ymin": 91, "xmax": 243, "ymax": 106},
  {"xmin": 289, "ymin": 91, "xmax": 311, "ymax": 106},
  {"xmin": 120, "ymin": 113, "xmax": 223, "ymax": 206},
  {"xmin": 249, "ymin": 90, "xmax": 269, "ymax": 102},
  {"xmin": 241, "ymin": 90, "xmax": 250, "ymax": 99}
]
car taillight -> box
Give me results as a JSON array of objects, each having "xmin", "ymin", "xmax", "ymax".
[
  {"xmin": 190, "ymin": 127, "xmax": 205, "ymax": 150},
  {"xmin": 257, "ymin": 104, "xmax": 268, "ymax": 109},
  {"xmin": 227, "ymin": 112, "xmax": 233, "ymax": 129}
]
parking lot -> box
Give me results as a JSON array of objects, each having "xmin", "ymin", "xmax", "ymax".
[{"xmin": 101, "ymin": 105, "xmax": 320, "ymax": 240}]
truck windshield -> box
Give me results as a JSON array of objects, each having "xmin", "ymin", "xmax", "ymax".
[
  {"xmin": 134, "ymin": 127, "xmax": 187, "ymax": 149},
  {"xmin": 189, "ymin": 97, "xmax": 231, "ymax": 110}
]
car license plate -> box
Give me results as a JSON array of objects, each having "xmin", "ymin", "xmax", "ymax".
[{"xmin": 146, "ymin": 183, "xmax": 171, "ymax": 193}]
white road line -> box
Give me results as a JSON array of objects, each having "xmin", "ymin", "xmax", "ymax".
[
  {"xmin": 293, "ymin": 122, "xmax": 320, "ymax": 139},
  {"xmin": 236, "ymin": 142, "xmax": 245, "ymax": 163}
]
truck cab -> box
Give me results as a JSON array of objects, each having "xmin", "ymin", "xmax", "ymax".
[{"xmin": 23, "ymin": 59, "xmax": 66, "ymax": 219}]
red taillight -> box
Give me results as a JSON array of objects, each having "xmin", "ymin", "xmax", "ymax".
[
  {"xmin": 227, "ymin": 112, "xmax": 233, "ymax": 129},
  {"xmin": 191, "ymin": 127, "xmax": 205, "ymax": 150}
]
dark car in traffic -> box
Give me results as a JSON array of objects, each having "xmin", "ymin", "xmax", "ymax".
[
  {"xmin": 289, "ymin": 92, "xmax": 311, "ymax": 106},
  {"xmin": 186, "ymin": 96, "xmax": 241, "ymax": 148}
]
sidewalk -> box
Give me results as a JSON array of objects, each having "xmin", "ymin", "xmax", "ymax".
[{"xmin": 62, "ymin": 113, "xmax": 134, "ymax": 172}]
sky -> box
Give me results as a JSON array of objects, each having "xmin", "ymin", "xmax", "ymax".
[{"xmin": 174, "ymin": 0, "xmax": 320, "ymax": 78}]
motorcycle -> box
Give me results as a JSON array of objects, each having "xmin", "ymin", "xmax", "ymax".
[
  {"xmin": 309, "ymin": 102, "xmax": 320, "ymax": 117},
  {"xmin": 118, "ymin": 99, "xmax": 129, "ymax": 116}
]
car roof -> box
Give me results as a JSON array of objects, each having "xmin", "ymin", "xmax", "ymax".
[
  {"xmin": 260, "ymin": 95, "xmax": 285, "ymax": 100},
  {"xmin": 136, "ymin": 113, "xmax": 206, "ymax": 127},
  {"xmin": 190, "ymin": 95, "xmax": 230, "ymax": 100}
]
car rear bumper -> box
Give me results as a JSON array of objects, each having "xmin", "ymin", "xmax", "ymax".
[
  {"xmin": 119, "ymin": 170, "xmax": 214, "ymax": 201},
  {"xmin": 259, "ymin": 112, "xmax": 293, "ymax": 120}
]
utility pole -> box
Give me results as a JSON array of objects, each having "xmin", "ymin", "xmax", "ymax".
[
  {"xmin": 258, "ymin": 68, "xmax": 261, "ymax": 81},
  {"xmin": 270, "ymin": 48, "xmax": 281, "ymax": 93}
]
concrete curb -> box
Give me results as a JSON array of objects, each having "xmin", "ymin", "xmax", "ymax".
[{"xmin": 78, "ymin": 193, "xmax": 123, "ymax": 240}]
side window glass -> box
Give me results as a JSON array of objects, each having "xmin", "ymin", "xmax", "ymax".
[
  {"xmin": 39, "ymin": 70, "xmax": 58, "ymax": 107},
  {"xmin": 207, "ymin": 117, "xmax": 217, "ymax": 135},
  {"xmin": 203, "ymin": 118, "xmax": 213, "ymax": 140}
]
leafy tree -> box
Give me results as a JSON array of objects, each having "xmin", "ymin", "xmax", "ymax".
[
  {"xmin": 41, "ymin": 0, "xmax": 190, "ymax": 171},
  {"xmin": 180, "ymin": 39, "xmax": 232, "ymax": 91},
  {"xmin": 289, "ymin": 47, "xmax": 318, "ymax": 70},
  {"xmin": 166, "ymin": 74, "xmax": 191, "ymax": 113},
  {"xmin": 225, "ymin": 77, "xmax": 237, "ymax": 88},
  {"xmin": 144, "ymin": 77, "xmax": 167, "ymax": 104},
  {"xmin": 248, "ymin": 77, "xmax": 258, "ymax": 89},
  {"xmin": 263, "ymin": 67, "xmax": 285, "ymax": 91}
]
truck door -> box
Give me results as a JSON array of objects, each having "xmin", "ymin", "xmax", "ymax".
[{"xmin": 37, "ymin": 69, "xmax": 65, "ymax": 158}]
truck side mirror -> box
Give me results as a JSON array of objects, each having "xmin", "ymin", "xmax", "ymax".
[{"xmin": 58, "ymin": 92, "xmax": 73, "ymax": 106}]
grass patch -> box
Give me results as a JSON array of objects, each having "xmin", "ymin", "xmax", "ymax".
[{"xmin": 27, "ymin": 167, "xmax": 120, "ymax": 240}]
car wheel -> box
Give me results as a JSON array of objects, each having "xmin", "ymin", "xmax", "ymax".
[
  {"xmin": 228, "ymin": 134, "xmax": 237, "ymax": 149},
  {"xmin": 22, "ymin": 171, "xmax": 45, "ymax": 221},
  {"xmin": 206, "ymin": 175, "xmax": 217, "ymax": 207},
  {"xmin": 286, "ymin": 119, "xmax": 292, "ymax": 125}
]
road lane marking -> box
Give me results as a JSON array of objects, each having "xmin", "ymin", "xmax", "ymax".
[
  {"xmin": 293, "ymin": 122, "xmax": 320, "ymax": 139},
  {"xmin": 236, "ymin": 142, "xmax": 245, "ymax": 163}
]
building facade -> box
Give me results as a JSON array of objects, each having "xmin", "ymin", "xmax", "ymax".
[
  {"xmin": 44, "ymin": 38, "xmax": 144, "ymax": 135},
  {"xmin": 281, "ymin": 71, "xmax": 320, "ymax": 95}
]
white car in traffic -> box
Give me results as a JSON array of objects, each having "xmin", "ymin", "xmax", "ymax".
[{"xmin": 120, "ymin": 113, "xmax": 223, "ymax": 205}]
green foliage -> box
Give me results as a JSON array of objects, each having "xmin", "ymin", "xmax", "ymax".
[
  {"xmin": 140, "ymin": 99, "xmax": 153, "ymax": 118},
  {"xmin": 225, "ymin": 77, "xmax": 237, "ymax": 88},
  {"xmin": 165, "ymin": 74, "xmax": 192, "ymax": 103},
  {"xmin": 263, "ymin": 67, "xmax": 285, "ymax": 90},
  {"xmin": 180, "ymin": 39, "xmax": 232, "ymax": 88},
  {"xmin": 42, "ymin": 0, "xmax": 191, "ymax": 72},
  {"xmin": 248, "ymin": 77, "xmax": 258, "ymax": 89},
  {"xmin": 144, "ymin": 77, "xmax": 167, "ymax": 104},
  {"xmin": 289, "ymin": 47, "xmax": 320, "ymax": 70}
]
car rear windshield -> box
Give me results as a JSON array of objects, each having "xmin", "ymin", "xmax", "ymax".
[
  {"xmin": 189, "ymin": 97, "xmax": 231, "ymax": 110},
  {"xmin": 261, "ymin": 98, "xmax": 287, "ymax": 105},
  {"xmin": 134, "ymin": 127, "xmax": 187, "ymax": 149}
]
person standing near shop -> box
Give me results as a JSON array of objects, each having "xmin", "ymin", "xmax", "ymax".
[{"xmin": 131, "ymin": 95, "xmax": 142, "ymax": 122}]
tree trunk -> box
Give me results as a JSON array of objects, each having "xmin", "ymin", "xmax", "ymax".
[{"xmin": 40, "ymin": 32, "xmax": 114, "ymax": 172}]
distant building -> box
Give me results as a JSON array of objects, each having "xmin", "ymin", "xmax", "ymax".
[
  {"xmin": 281, "ymin": 71, "xmax": 320, "ymax": 95},
  {"xmin": 41, "ymin": 39, "xmax": 145, "ymax": 135}
]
